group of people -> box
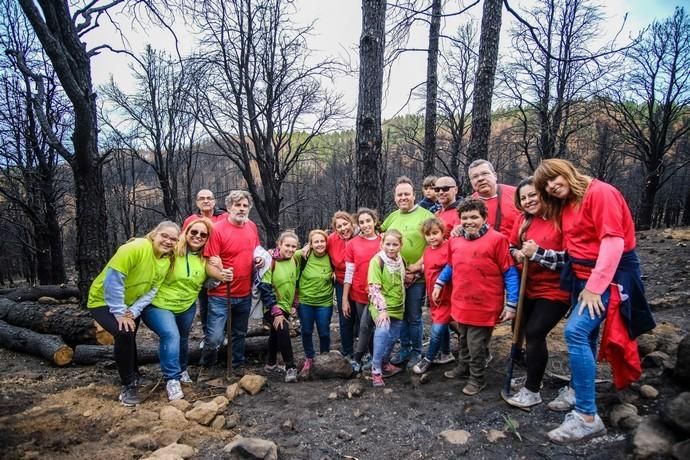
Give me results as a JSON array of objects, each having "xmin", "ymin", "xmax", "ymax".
[{"xmin": 86, "ymin": 158, "xmax": 654, "ymax": 445}]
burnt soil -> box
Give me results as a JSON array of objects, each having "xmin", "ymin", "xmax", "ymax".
[{"xmin": 1, "ymin": 228, "xmax": 689, "ymax": 459}]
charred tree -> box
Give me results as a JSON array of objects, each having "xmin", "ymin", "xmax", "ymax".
[
  {"xmin": 0, "ymin": 320, "xmax": 73, "ymax": 366},
  {"xmin": 422, "ymin": 0, "xmax": 441, "ymax": 177}
]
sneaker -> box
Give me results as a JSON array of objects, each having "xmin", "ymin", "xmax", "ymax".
[
  {"xmin": 166, "ymin": 379, "xmax": 184, "ymax": 401},
  {"xmin": 390, "ymin": 349, "xmax": 411, "ymax": 366},
  {"xmin": 547, "ymin": 411, "xmax": 606, "ymax": 445},
  {"xmin": 118, "ymin": 384, "xmax": 141, "ymax": 406},
  {"xmin": 361, "ymin": 357, "xmax": 373, "ymax": 372},
  {"xmin": 462, "ymin": 381, "xmax": 487, "ymax": 396},
  {"xmin": 382, "ymin": 363, "xmax": 403, "ymax": 378},
  {"xmin": 406, "ymin": 353, "xmax": 422, "ymax": 370},
  {"xmin": 285, "ymin": 368, "xmax": 298, "ymax": 383},
  {"xmin": 264, "ymin": 363, "xmax": 285, "ymax": 373},
  {"xmin": 510, "ymin": 375, "xmax": 527, "ymax": 391},
  {"xmin": 299, "ymin": 358, "xmax": 314, "ymax": 379},
  {"xmin": 484, "ymin": 353, "xmax": 494, "ymax": 368},
  {"xmin": 372, "ymin": 372, "xmax": 385, "ymax": 387},
  {"xmin": 506, "ymin": 387, "xmax": 542, "ymax": 409},
  {"xmin": 351, "ymin": 360, "xmax": 362, "ymax": 373},
  {"xmin": 444, "ymin": 363, "xmax": 470, "ymax": 379},
  {"xmin": 548, "ymin": 386, "xmax": 576, "ymax": 412},
  {"xmin": 432, "ymin": 353, "xmax": 456, "ymax": 365},
  {"xmin": 179, "ymin": 370, "xmax": 193, "ymax": 384},
  {"xmin": 412, "ymin": 357, "xmax": 432, "ymax": 375}
]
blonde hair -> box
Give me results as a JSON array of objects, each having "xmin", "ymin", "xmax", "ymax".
[
  {"xmin": 176, "ymin": 217, "xmax": 213, "ymax": 257},
  {"xmin": 382, "ymin": 228, "xmax": 403, "ymax": 245},
  {"xmin": 277, "ymin": 230, "xmax": 300, "ymax": 246},
  {"xmin": 331, "ymin": 211, "xmax": 355, "ymax": 231},
  {"xmin": 308, "ymin": 229, "xmax": 328, "ymax": 245},
  {"xmin": 421, "ymin": 217, "xmax": 445, "ymax": 235},
  {"xmin": 145, "ymin": 220, "xmax": 180, "ymax": 269},
  {"xmin": 534, "ymin": 159, "xmax": 591, "ymax": 220}
]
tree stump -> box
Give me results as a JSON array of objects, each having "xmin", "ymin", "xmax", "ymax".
[{"xmin": 0, "ymin": 320, "xmax": 73, "ymax": 366}]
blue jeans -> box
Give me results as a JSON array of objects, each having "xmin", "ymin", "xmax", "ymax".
[
  {"xmin": 142, "ymin": 303, "xmax": 196, "ymax": 381},
  {"xmin": 206, "ymin": 294, "xmax": 252, "ymax": 368},
  {"xmin": 335, "ymin": 282, "xmax": 358, "ymax": 357},
  {"xmin": 398, "ymin": 282, "xmax": 426, "ymax": 357},
  {"xmin": 372, "ymin": 318, "xmax": 403, "ymax": 374},
  {"xmin": 564, "ymin": 279, "xmax": 610, "ymax": 416},
  {"xmin": 299, "ymin": 304, "xmax": 333, "ymax": 358},
  {"xmin": 425, "ymin": 322, "xmax": 450, "ymax": 361}
]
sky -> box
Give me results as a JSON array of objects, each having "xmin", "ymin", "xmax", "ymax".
[{"xmin": 89, "ymin": 0, "xmax": 685, "ymax": 122}]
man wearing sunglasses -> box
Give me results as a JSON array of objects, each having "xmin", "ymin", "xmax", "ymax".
[
  {"xmin": 468, "ymin": 160, "xmax": 520, "ymax": 239},
  {"xmin": 434, "ymin": 177, "xmax": 462, "ymax": 238},
  {"xmin": 182, "ymin": 189, "xmax": 227, "ymax": 230}
]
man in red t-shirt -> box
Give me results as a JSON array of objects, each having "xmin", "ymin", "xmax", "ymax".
[
  {"xmin": 200, "ymin": 190, "xmax": 261, "ymax": 369},
  {"xmin": 434, "ymin": 176, "xmax": 462, "ymax": 238},
  {"xmin": 468, "ymin": 160, "xmax": 520, "ymax": 239},
  {"xmin": 182, "ymin": 189, "xmax": 227, "ymax": 229}
]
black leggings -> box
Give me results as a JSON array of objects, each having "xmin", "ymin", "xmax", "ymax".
[
  {"xmin": 522, "ymin": 297, "xmax": 570, "ymax": 392},
  {"xmin": 264, "ymin": 311, "xmax": 295, "ymax": 369},
  {"xmin": 90, "ymin": 307, "xmax": 141, "ymax": 386}
]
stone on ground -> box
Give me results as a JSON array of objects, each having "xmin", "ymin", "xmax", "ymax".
[
  {"xmin": 223, "ymin": 435, "xmax": 278, "ymax": 460},
  {"xmin": 439, "ymin": 429, "xmax": 471, "ymax": 445},
  {"xmin": 661, "ymin": 392, "xmax": 690, "ymax": 435},
  {"xmin": 632, "ymin": 415, "xmax": 678, "ymax": 459},
  {"xmin": 239, "ymin": 374, "xmax": 267, "ymax": 395},
  {"xmin": 311, "ymin": 351, "xmax": 354, "ymax": 379},
  {"xmin": 144, "ymin": 443, "xmax": 195, "ymax": 459}
]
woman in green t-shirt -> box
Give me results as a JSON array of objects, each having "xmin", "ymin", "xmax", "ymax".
[
  {"xmin": 141, "ymin": 217, "xmax": 228, "ymax": 402},
  {"xmin": 88, "ymin": 221, "xmax": 180, "ymax": 406},
  {"xmin": 296, "ymin": 229, "xmax": 334, "ymax": 378}
]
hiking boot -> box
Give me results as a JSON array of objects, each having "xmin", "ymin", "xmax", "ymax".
[
  {"xmin": 548, "ymin": 386, "xmax": 576, "ymax": 412},
  {"xmin": 390, "ymin": 349, "xmax": 411, "ymax": 366},
  {"xmin": 179, "ymin": 370, "xmax": 193, "ymax": 384},
  {"xmin": 299, "ymin": 358, "xmax": 314, "ymax": 379},
  {"xmin": 118, "ymin": 384, "xmax": 141, "ymax": 406},
  {"xmin": 382, "ymin": 363, "xmax": 403, "ymax": 378},
  {"xmin": 284, "ymin": 368, "xmax": 298, "ymax": 383},
  {"xmin": 462, "ymin": 381, "xmax": 487, "ymax": 396},
  {"xmin": 432, "ymin": 352, "xmax": 455, "ymax": 364},
  {"xmin": 166, "ymin": 379, "xmax": 184, "ymax": 401},
  {"xmin": 372, "ymin": 372, "xmax": 385, "ymax": 387},
  {"xmin": 506, "ymin": 387, "xmax": 542, "ymax": 409},
  {"xmin": 444, "ymin": 363, "xmax": 470, "ymax": 379},
  {"xmin": 412, "ymin": 357, "xmax": 432, "ymax": 375},
  {"xmin": 406, "ymin": 353, "xmax": 422, "ymax": 370},
  {"xmin": 547, "ymin": 411, "xmax": 606, "ymax": 445}
]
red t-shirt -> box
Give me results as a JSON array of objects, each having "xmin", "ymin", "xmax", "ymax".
[
  {"xmin": 423, "ymin": 241, "xmax": 452, "ymax": 323},
  {"xmin": 473, "ymin": 184, "xmax": 520, "ymax": 239},
  {"xmin": 203, "ymin": 219, "xmax": 260, "ymax": 297},
  {"xmin": 327, "ymin": 232, "xmax": 350, "ymax": 284},
  {"xmin": 510, "ymin": 215, "xmax": 569, "ymax": 302},
  {"xmin": 182, "ymin": 212, "xmax": 227, "ymax": 230},
  {"xmin": 448, "ymin": 229, "xmax": 513, "ymax": 327},
  {"xmin": 436, "ymin": 203, "xmax": 460, "ymax": 239},
  {"xmin": 344, "ymin": 235, "xmax": 382, "ymax": 304},
  {"xmin": 561, "ymin": 179, "xmax": 636, "ymax": 280}
]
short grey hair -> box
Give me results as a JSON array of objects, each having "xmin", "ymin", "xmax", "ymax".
[
  {"xmin": 225, "ymin": 190, "xmax": 253, "ymax": 209},
  {"xmin": 468, "ymin": 159, "xmax": 495, "ymax": 174}
]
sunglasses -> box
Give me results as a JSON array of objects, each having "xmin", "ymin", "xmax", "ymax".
[
  {"xmin": 433, "ymin": 185, "xmax": 454, "ymax": 193},
  {"xmin": 189, "ymin": 229, "xmax": 209, "ymax": 239}
]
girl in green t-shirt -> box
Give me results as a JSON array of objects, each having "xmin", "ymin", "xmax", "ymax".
[
  {"xmin": 296, "ymin": 229, "xmax": 334, "ymax": 378},
  {"xmin": 257, "ymin": 231, "xmax": 300, "ymax": 383},
  {"xmin": 88, "ymin": 220, "xmax": 180, "ymax": 406},
  {"xmin": 368, "ymin": 229, "xmax": 406, "ymax": 387}
]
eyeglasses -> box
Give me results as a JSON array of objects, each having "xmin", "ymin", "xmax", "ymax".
[
  {"xmin": 159, "ymin": 233, "xmax": 179, "ymax": 243},
  {"xmin": 470, "ymin": 171, "xmax": 493, "ymax": 182},
  {"xmin": 197, "ymin": 196, "xmax": 215, "ymax": 201},
  {"xmin": 189, "ymin": 229, "xmax": 209, "ymax": 239},
  {"xmin": 433, "ymin": 185, "xmax": 455, "ymax": 193}
]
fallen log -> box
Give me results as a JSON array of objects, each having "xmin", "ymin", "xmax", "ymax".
[
  {"xmin": 1, "ymin": 285, "xmax": 80, "ymax": 302},
  {"xmin": 72, "ymin": 336, "xmax": 269, "ymax": 365},
  {"xmin": 0, "ymin": 298, "xmax": 97, "ymax": 345},
  {"xmin": 0, "ymin": 320, "xmax": 73, "ymax": 366}
]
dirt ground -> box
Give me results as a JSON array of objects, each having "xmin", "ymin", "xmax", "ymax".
[{"xmin": 1, "ymin": 228, "xmax": 689, "ymax": 459}]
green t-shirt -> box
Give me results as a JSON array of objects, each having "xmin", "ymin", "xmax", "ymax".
[
  {"xmin": 151, "ymin": 251, "xmax": 207, "ymax": 313},
  {"xmin": 296, "ymin": 250, "xmax": 334, "ymax": 307},
  {"xmin": 262, "ymin": 257, "xmax": 299, "ymax": 314},
  {"xmin": 381, "ymin": 206, "xmax": 434, "ymax": 265},
  {"xmin": 88, "ymin": 238, "xmax": 171, "ymax": 309},
  {"xmin": 367, "ymin": 256, "xmax": 405, "ymax": 320}
]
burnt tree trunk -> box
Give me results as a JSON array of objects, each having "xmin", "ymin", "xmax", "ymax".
[
  {"xmin": 423, "ymin": 0, "xmax": 442, "ymax": 177},
  {"xmin": 0, "ymin": 320, "xmax": 73, "ymax": 366},
  {"xmin": 638, "ymin": 167, "xmax": 661, "ymax": 230},
  {"xmin": 466, "ymin": 0, "xmax": 503, "ymax": 165},
  {"xmin": 356, "ymin": 0, "xmax": 387, "ymax": 209},
  {"xmin": 1, "ymin": 285, "xmax": 80, "ymax": 302}
]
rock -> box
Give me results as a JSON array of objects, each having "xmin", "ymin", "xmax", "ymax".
[
  {"xmin": 655, "ymin": 324, "xmax": 682, "ymax": 356},
  {"xmin": 223, "ymin": 436, "xmax": 278, "ymax": 460},
  {"xmin": 337, "ymin": 430, "xmax": 353, "ymax": 441},
  {"xmin": 609, "ymin": 403, "xmax": 639, "ymax": 429},
  {"xmin": 639, "ymin": 385, "xmax": 659, "ymax": 399},
  {"xmin": 383, "ymin": 388, "xmax": 393, "ymax": 394},
  {"xmin": 281, "ymin": 419, "xmax": 294, "ymax": 432},
  {"xmin": 137, "ymin": 409, "xmax": 160, "ymax": 422},
  {"xmin": 642, "ymin": 351, "xmax": 671, "ymax": 369},
  {"xmin": 169, "ymin": 399, "xmax": 191, "ymax": 412},
  {"xmin": 239, "ymin": 374, "xmax": 267, "ymax": 395},
  {"xmin": 311, "ymin": 351, "xmax": 354, "ymax": 379},
  {"xmin": 485, "ymin": 429, "xmax": 505, "ymax": 443},
  {"xmin": 419, "ymin": 373, "xmax": 431, "ymax": 384},
  {"xmin": 151, "ymin": 428, "xmax": 181, "ymax": 447},
  {"xmin": 129, "ymin": 434, "xmax": 158, "ymax": 450},
  {"xmin": 346, "ymin": 382, "xmax": 364, "ymax": 399},
  {"xmin": 632, "ymin": 415, "xmax": 678, "ymax": 459},
  {"xmin": 226, "ymin": 383, "xmax": 240, "ymax": 401},
  {"xmin": 620, "ymin": 415, "xmax": 643, "ymax": 431},
  {"xmin": 226, "ymin": 413, "xmax": 241, "ymax": 429},
  {"xmin": 160, "ymin": 406, "xmax": 188, "ymax": 427},
  {"xmin": 353, "ymin": 408, "xmax": 362, "ymax": 418},
  {"xmin": 661, "ymin": 392, "xmax": 690, "ymax": 435},
  {"xmin": 637, "ymin": 333, "xmax": 657, "ymax": 357},
  {"xmin": 37, "ymin": 296, "xmax": 59, "ymax": 304},
  {"xmin": 328, "ymin": 392, "xmax": 338, "ymax": 400},
  {"xmin": 361, "ymin": 427, "xmax": 368, "ymax": 434},
  {"xmin": 144, "ymin": 443, "xmax": 195, "ymax": 459},
  {"xmin": 212, "ymin": 396, "xmax": 230, "ymax": 413},
  {"xmin": 676, "ymin": 335, "xmax": 690, "ymax": 385},
  {"xmin": 672, "ymin": 439, "xmax": 690, "ymax": 460},
  {"xmin": 211, "ymin": 415, "xmax": 225, "ymax": 430},
  {"xmin": 439, "ymin": 430, "xmax": 471, "ymax": 445},
  {"xmin": 185, "ymin": 401, "xmax": 219, "ymax": 426}
]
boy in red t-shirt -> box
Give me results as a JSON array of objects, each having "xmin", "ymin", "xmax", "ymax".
[{"xmin": 433, "ymin": 199, "xmax": 519, "ymax": 395}]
